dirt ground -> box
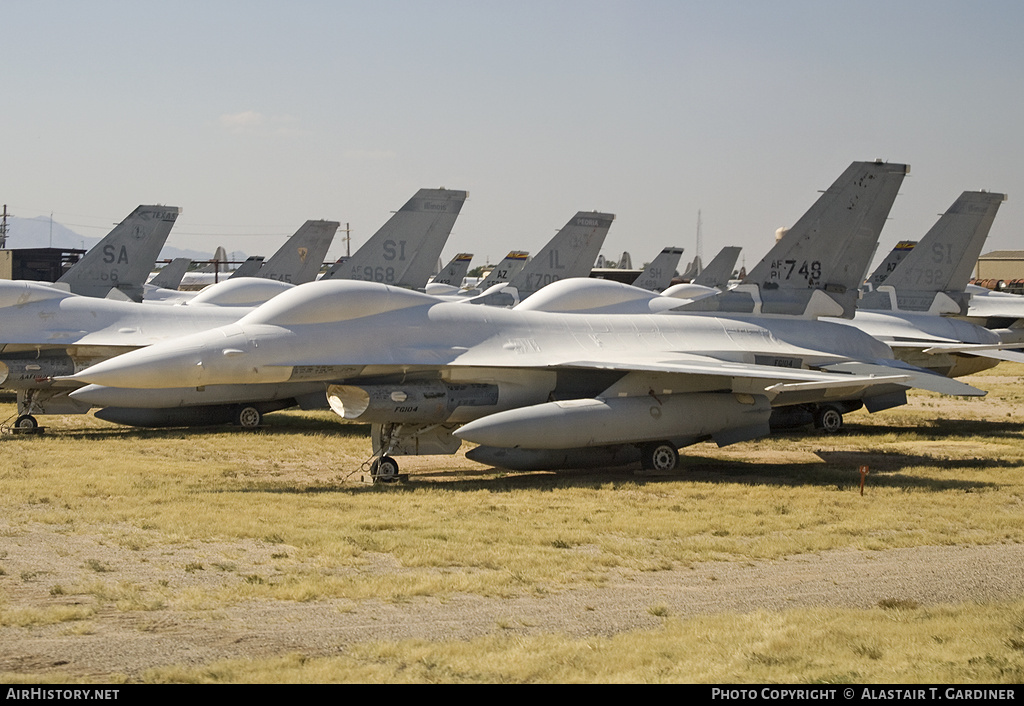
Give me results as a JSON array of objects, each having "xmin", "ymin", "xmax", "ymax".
[{"xmin": 3, "ymin": 521, "xmax": 1024, "ymax": 681}]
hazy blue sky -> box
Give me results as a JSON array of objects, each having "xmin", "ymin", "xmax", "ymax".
[{"xmin": 4, "ymin": 1, "xmax": 1023, "ymax": 270}]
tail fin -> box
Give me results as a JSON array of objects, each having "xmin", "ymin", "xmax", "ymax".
[
  {"xmin": 322, "ymin": 188, "xmax": 468, "ymax": 288},
  {"xmin": 692, "ymin": 246, "xmax": 741, "ymax": 289},
  {"xmin": 471, "ymin": 212, "xmax": 614, "ymax": 305},
  {"xmin": 631, "ymin": 247, "xmax": 684, "ymax": 292},
  {"xmin": 679, "ymin": 255, "xmax": 702, "ymax": 281},
  {"xmin": 201, "ymin": 246, "xmax": 230, "ymax": 273},
  {"xmin": 228, "ymin": 256, "xmax": 265, "ymax": 279},
  {"xmin": 865, "ymin": 240, "xmax": 916, "ymax": 289},
  {"xmin": 509, "ymin": 211, "xmax": 615, "ymax": 298},
  {"xmin": 679, "ymin": 160, "xmax": 909, "ymax": 318},
  {"xmin": 148, "ymin": 258, "xmax": 192, "ymax": 289},
  {"xmin": 254, "ymin": 220, "xmax": 339, "ymax": 284},
  {"xmin": 861, "ymin": 191, "xmax": 1007, "ymax": 314},
  {"xmin": 57, "ymin": 205, "xmax": 180, "ymax": 300},
  {"xmin": 475, "ymin": 251, "xmax": 529, "ymax": 290},
  {"xmin": 431, "ymin": 253, "xmax": 473, "ymax": 287}
]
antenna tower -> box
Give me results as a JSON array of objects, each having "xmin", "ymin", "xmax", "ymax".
[{"xmin": 696, "ymin": 209, "xmax": 703, "ymax": 264}]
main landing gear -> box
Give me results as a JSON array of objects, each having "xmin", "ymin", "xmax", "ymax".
[
  {"xmin": 813, "ymin": 404, "xmax": 844, "ymax": 434},
  {"xmin": 640, "ymin": 441, "xmax": 679, "ymax": 472},
  {"xmin": 233, "ymin": 405, "xmax": 262, "ymax": 429}
]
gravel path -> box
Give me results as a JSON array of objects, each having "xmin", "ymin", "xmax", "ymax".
[{"xmin": 3, "ymin": 541, "xmax": 1023, "ymax": 679}]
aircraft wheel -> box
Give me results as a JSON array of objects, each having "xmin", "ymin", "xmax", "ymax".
[
  {"xmin": 370, "ymin": 455, "xmax": 400, "ymax": 481},
  {"xmin": 641, "ymin": 442, "xmax": 679, "ymax": 471},
  {"xmin": 813, "ymin": 405, "xmax": 844, "ymax": 434},
  {"xmin": 14, "ymin": 414, "xmax": 39, "ymax": 430},
  {"xmin": 234, "ymin": 405, "xmax": 262, "ymax": 429}
]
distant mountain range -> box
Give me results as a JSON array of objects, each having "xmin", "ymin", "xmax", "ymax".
[{"xmin": 4, "ymin": 216, "xmax": 242, "ymax": 263}]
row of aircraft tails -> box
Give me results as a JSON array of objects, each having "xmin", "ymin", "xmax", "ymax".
[{"xmin": 2, "ymin": 161, "xmax": 1021, "ymax": 480}]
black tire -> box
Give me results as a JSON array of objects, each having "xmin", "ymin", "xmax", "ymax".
[
  {"xmin": 813, "ymin": 405, "xmax": 843, "ymax": 434},
  {"xmin": 641, "ymin": 442, "xmax": 679, "ymax": 471},
  {"xmin": 14, "ymin": 414, "xmax": 39, "ymax": 430},
  {"xmin": 370, "ymin": 455, "xmax": 400, "ymax": 481},
  {"xmin": 234, "ymin": 405, "xmax": 262, "ymax": 429}
]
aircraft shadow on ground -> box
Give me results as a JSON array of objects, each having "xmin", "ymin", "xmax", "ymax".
[
  {"xmin": 33, "ymin": 415, "xmax": 1023, "ymax": 496},
  {"xmin": 52, "ymin": 420, "xmax": 370, "ymax": 442},
  {"xmin": 839, "ymin": 417, "xmax": 1024, "ymax": 441}
]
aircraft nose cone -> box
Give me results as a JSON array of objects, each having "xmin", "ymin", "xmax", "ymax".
[{"xmin": 72, "ymin": 344, "xmax": 208, "ymax": 389}]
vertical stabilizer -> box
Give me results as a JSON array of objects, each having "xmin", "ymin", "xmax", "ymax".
[
  {"xmin": 322, "ymin": 188, "xmax": 468, "ymax": 288},
  {"xmin": 860, "ymin": 191, "xmax": 1006, "ymax": 314},
  {"xmin": 57, "ymin": 205, "xmax": 181, "ymax": 301},
  {"xmin": 475, "ymin": 251, "xmax": 530, "ymax": 290},
  {"xmin": 148, "ymin": 258, "xmax": 192, "ymax": 290},
  {"xmin": 632, "ymin": 247, "xmax": 684, "ymax": 292},
  {"xmin": 432, "ymin": 253, "xmax": 474, "ymax": 287},
  {"xmin": 228, "ymin": 256, "xmax": 265, "ymax": 279},
  {"xmin": 692, "ymin": 246, "xmax": 741, "ymax": 289},
  {"xmin": 865, "ymin": 241, "xmax": 916, "ymax": 289},
  {"xmin": 479, "ymin": 211, "xmax": 614, "ymax": 305},
  {"xmin": 254, "ymin": 220, "xmax": 339, "ymax": 284},
  {"xmin": 510, "ymin": 211, "xmax": 614, "ymax": 299},
  {"xmin": 679, "ymin": 161, "xmax": 908, "ymax": 318}
]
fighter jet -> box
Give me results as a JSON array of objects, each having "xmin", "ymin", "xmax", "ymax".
[
  {"xmin": 71, "ymin": 278, "xmax": 980, "ymax": 475},
  {"xmin": 72, "ymin": 161, "xmax": 982, "ymax": 476}
]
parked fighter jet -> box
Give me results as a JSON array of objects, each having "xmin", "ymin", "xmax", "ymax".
[
  {"xmin": 71, "ymin": 161, "xmax": 982, "ymax": 476},
  {"xmin": 53, "ymin": 205, "xmax": 181, "ymax": 301},
  {"xmin": 70, "ymin": 279, "xmax": 979, "ymax": 475}
]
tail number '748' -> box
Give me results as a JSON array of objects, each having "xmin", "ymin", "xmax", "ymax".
[{"xmin": 769, "ymin": 259, "xmax": 822, "ymax": 285}]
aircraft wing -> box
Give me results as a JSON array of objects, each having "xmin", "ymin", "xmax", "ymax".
[
  {"xmin": 887, "ymin": 340, "xmax": 1024, "ymax": 364},
  {"xmin": 247, "ymin": 346, "xmax": 984, "ymax": 399}
]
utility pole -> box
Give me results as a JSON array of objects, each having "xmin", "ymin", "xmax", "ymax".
[{"xmin": 0, "ymin": 205, "xmax": 9, "ymax": 249}]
